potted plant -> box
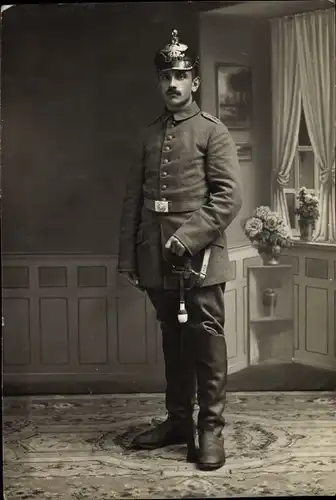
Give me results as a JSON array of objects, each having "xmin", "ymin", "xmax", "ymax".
[
  {"xmin": 244, "ymin": 206, "xmax": 293, "ymax": 265},
  {"xmin": 295, "ymin": 187, "xmax": 319, "ymax": 241}
]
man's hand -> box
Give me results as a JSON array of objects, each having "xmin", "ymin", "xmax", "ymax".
[{"xmin": 165, "ymin": 236, "xmax": 186, "ymax": 256}]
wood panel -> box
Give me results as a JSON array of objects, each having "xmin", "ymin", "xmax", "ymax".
[
  {"xmin": 294, "ymin": 284, "xmax": 299, "ymax": 350},
  {"xmin": 226, "ymin": 246, "xmax": 253, "ymax": 373},
  {"xmin": 225, "ymin": 289, "xmax": 238, "ymax": 359},
  {"xmin": 289, "ymin": 243, "xmax": 336, "ymax": 370},
  {"xmin": 3, "ymin": 266, "xmax": 29, "ymax": 288},
  {"xmin": 305, "ymin": 287, "xmax": 328, "ymax": 355},
  {"xmin": 2, "ymin": 255, "xmax": 164, "ymax": 394},
  {"xmin": 305, "ymin": 258, "xmax": 328, "ymax": 280},
  {"xmin": 243, "ymin": 285, "xmax": 248, "ymax": 355},
  {"xmin": 116, "ymin": 296, "xmax": 147, "ymax": 364},
  {"xmin": 3, "ymin": 298, "xmax": 31, "ymax": 366},
  {"xmin": 39, "ymin": 267, "xmax": 67, "ymax": 287},
  {"xmin": 40, "ymin": 298, "xmax": 69, "ymax": 365},
  {"xmin": 2, "ymin": 249, "xmax": 253, "ymax": 393},
  {"xmin": 78, "ymin": 298, "xmax": 108, "ymax": 364},
  {"xmin": 335, "ymin": 291, "xmax": 336, "ymax": 358},
  {"xmin": 3, "ymin": 242, "xmax": 334, "ymax": 394}
]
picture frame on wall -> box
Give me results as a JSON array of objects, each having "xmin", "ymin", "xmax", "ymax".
[
  {"xmin": 236, "ymin": 143, "xmax": 252, "ymax": 162},
  {"xmin": 216, "ymin": 63, "xmax": 252, "ymax": 129}
]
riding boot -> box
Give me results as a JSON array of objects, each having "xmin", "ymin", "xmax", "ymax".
[
  {"xmin": 132, "ymin": 289, "xmax": 196, "ymax": 450},
  {"xmin": 185, "ymin": 283, "xmax": 227, "ymax": 470},
  {"xmin": 196, "ymin": 331, "xmax": 227, "ymax": 470}
]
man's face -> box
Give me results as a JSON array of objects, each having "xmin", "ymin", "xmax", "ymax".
[{"xmin": 158, "ymin": 69, "xmax": 200, "ymax": 110}]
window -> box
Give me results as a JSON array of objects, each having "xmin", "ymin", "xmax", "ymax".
[{"xmin": 284, "ymin": 110, "xmax": 320, "ymax": 235}]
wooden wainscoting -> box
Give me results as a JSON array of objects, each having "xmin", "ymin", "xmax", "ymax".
[
  {"xmin": 2, "ymin": 251, "xmax": 251, "ymax": 394},
  {"xmin": 4, "ymin": 245, "xmax": 333, "ymax": 394},
  {"xmin": 284, "ymin": 243, "xmax": 336, "ymax": 370},
  {"xmin": 2, "ymin": 254, "xmax": 164, "ymax": 394}
]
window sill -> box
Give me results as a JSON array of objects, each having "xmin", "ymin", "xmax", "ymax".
[{"xmin": 289, "ymin": 238, "xmax": 336, "ymax": 252}]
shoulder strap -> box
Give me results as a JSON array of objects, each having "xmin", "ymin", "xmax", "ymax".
[{"xmin": 201, "ymin": 111, "xmax": 222, "ymax": 125}]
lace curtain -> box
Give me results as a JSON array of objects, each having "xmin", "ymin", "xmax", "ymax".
[
  {"xmin": 270, "ymin": 8, "xmax": 336, "ymax": 242},
  {"xmin": 270, "ymin": 17, "xmax": 302, "ymax": 235},
  {"xmin": 295, "ymin": 9, "xmax": 336, "ymax": 241}
]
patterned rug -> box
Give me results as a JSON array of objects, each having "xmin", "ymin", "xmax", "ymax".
[{"xmin": 3, "ymin": 392, "xmax": 336, "ymax": 499}]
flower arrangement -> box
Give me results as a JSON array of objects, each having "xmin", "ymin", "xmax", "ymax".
[
  {"xmin": 295, "ymin": 187, "xmax": 319, "ymax": 225},
  {"xmin": 244, "ymin": 205, "xmax": 292, "ymax": 264}
]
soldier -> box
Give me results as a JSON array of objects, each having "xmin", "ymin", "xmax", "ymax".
[{"xmin": 118, "ymin": 29, "xmax": 242, "ymax": 471}]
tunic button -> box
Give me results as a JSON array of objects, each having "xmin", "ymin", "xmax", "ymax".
[
  {"xmin": 162, "ymin": 171, "xmax": 167, "ymax": 177},
  {"xmin": 164, "ymin": 146, "xmax": 170, "ymax": 151},
  {"xmin": 167, "ymin": 135, "xmax": 173, "ymax": 140},
  {"xmin": 163, "ymin": 159, "xmax": 169, "ymax": 164},
  {"xmin": 162, "ymin": 185, "xmax": 167, "ymax": 189},
  {"xmin": 162, "ymin": 197, "xmax": 167, "ymax": 201}
]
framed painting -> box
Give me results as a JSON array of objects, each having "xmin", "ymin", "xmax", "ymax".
[{"xmin": 216, "ymin": 63, "xmax": 252, "ymax": 129}]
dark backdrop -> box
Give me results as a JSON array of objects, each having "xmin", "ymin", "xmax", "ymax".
[{"xmin": 1, "ymin": 2, "xmax": 230, "ymax": 254}]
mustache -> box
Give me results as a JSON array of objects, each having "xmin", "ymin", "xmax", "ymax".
[{"xmin": 167, "ymin": 90, "xmax": 181, "ymax": 96}]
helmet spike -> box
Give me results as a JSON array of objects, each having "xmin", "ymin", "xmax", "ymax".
[{"xmin": 154, "ymin": 29, "xmax": 199, "ymax": 72}]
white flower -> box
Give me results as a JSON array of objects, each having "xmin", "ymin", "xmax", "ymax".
[
  {"xmin": 264, "ymin": 212, "xmax": 281, "ymax": 231},
  {"xmin": 277, "ymin": 223, "xmax": 291, "ymax": 239},
  {"xmin": 245, "ymin": 217, "xmax": 263, "ymax": 238},
  {"xmin": 253, "ymin": 206, "xmax": 271, "ymax": 221}
]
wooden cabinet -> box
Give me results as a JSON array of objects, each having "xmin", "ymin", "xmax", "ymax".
[{"xmin": 284, "ymin": 242, "xmax": 336, "ymax": 370}]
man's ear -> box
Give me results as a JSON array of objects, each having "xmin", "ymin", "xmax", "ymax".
[{"xmin": 192, "ymin": 76, "xmax": 201, "ymax": 93}]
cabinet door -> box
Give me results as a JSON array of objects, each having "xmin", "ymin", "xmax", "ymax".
[{"xmin": 225, "ymin": 260, "xmax": 248, "ymax": 374}]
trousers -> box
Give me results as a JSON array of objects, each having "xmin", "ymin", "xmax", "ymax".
[{"xmin": 147, "ymin": 283, "xmax": 227, "ymax": 435}]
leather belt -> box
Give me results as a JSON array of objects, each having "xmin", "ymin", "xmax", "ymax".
[{"xmin": 144, "ymin": 198, "xmax": 206, "ymax": 213}]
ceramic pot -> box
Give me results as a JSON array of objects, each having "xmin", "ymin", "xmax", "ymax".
[
  {"xmin": 299, "ymin": 219, "xmax": 314, "ymax": 241},
  {"xmin": 262, "ymin": 288, "xmax": 278, "ymax": 316},
  {"xmin": 258, "ymin": 248, "xmax": 281, "ymax": 266}
]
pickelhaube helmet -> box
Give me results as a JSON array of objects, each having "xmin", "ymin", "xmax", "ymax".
[{"xmin": 154, "ymin": 29, "xmax": 199, "ymax": 71}]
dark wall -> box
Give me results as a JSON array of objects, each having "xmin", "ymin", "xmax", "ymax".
[{"xmin": 1, "ymin": 2, "xmax": 203, "ymax": 254}]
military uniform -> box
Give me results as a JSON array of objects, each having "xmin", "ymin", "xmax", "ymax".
[
  {"xmin": 118, "ymin": 101, "xmax": 241, "ymax": 289},
  {"xmin": 118, "ymin": 30, "xmax": 242, "ymax": 470}
]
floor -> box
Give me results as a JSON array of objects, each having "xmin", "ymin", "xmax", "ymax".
[
  {"xmin": 227, "ymin": 361, "xmax": 336, "ymax": 391},
  {"xmin": 3, "ymin": 391, "xmax": 336, "ymax": 499}
]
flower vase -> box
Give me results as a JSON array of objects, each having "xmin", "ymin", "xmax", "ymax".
[
  {"xmin": 262, "ymin": 288, "xmax": 278, "ymax": 316},
  {"xmin": 258, "ymin": 248, "xmax": 280, "ymax": 266},
  {"xmin": 298, "ymin": 219, "xmax": 314, "ymax": 242}
]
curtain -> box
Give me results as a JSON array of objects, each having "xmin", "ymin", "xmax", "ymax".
[
  {"xmin": 271, "ymin": 17, "xmax": 302, "ymax": 233},
  {"xmin": 295, "ymin": 9, "xmax": 336, "ymax": 241}
]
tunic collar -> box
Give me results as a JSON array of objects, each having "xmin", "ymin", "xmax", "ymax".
[{"xmin": 162, "ymin": 100, "xmax": 200, "ymax": 122}]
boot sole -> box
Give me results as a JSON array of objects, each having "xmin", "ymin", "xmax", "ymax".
[
  {"xmin": 197, "ymin": 459, "xmax": 226, "ymax": 471},
  {"xmin": 131, "ymin": 438, "xmax": 188, "ymax": 450}
]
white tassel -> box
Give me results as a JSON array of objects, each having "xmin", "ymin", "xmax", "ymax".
[
  {"xmin": 178, "ymin": 273, "xmax": 188, "ymax": 323},
  {"xmin": 178, "ymin": 301, "xmax": 188, "ymax": 323}
]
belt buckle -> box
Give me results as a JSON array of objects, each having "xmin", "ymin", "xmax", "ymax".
[{"xmin": 154, "ymin": 200, "xmax": 169, "ymax": 212}]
